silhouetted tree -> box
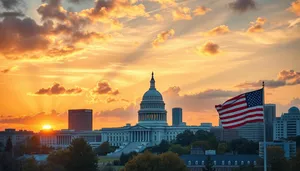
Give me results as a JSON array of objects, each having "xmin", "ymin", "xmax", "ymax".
[
  {"xmin": 176, "ymin": 130, "xmax": 195, "ymax": 146},
  {"xmin": 289, "ymin": 150, "xmax": 300, "ymax": 171},
  {"xmin": 119, "ymin": 151, "xmax": 138, "ymax": 165},
  {"xmin": 22, "ymin": 157, "xmax": 39, "ymax": 171},
  {"xmin": 203, "ymin": 155, "xmax": 215, "ymax": 171},
  {"xmin": 5, "ymin": 137, "xmax": 13, "ymax": 153},
  {"xmin": 267, "ymin": 146, "xmax": 288, "ymax": 171},
  {"xmin": 168, "ymin": 144, "xmax": 189, "ymax": 155},
  {"xmin": 95, "ymin": 141, "xmax": 111, "ymax": 156}
]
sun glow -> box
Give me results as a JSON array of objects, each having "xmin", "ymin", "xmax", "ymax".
[{"xmin": 42, "ymin": 124, "xmax": 52, "ymax": 130}]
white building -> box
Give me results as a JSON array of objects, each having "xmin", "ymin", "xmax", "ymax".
[
  {"xmin": 100, "ymin": 73, "xmax": 212, "ymax": 156},
  {"xmin": 259, "ymin": 141, "xmax": 296, "ymax": 159},
  {"xmin": 273, "ymin": 106, "xmax": 300, "ymax": 140},
  {"xmin": 39, "ymin": 129, "xmax": 102, "ymax": 149}
]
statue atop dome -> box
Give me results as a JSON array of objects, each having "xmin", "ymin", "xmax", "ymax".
[{"xmin": 150, "ymin": 71, "xmax": 155, "ymax": 90}]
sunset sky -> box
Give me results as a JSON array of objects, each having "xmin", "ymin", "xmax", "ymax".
[{"xmin": 0, "ymin": 0, "xmax": 300, "ymax": 132}]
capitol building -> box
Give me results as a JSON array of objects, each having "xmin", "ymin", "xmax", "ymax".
[{"xmin": 100, "ymin": 72, "xmax": 211, "ymax": 157}]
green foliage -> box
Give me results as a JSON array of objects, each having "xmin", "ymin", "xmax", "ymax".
[
  {"xmin": 203, "ymin": 155, "xmax": 215, "ymax": 171},
  {"xmin": 289, "ymin": 150, "xmax": 300, "ymax": 171},
  {"xmin": 47, "ymin": 149, "xmax": 70, "ymax": 167},
  {"xmin": 230, "ymin": 139, "xmax": 258, "ymax": 154},
  {"xmin": 149, "ymin": 140, "xmax": 170, "ymax": 154},
  {"xmin": 267, "ymin": 146, "xmax": 288, "ymax": 171},
  {"xmin": 66, "ymin": 138, "xmax": 98, "ymax": 171},
  {"xmin": 95, "ymin": 141, "xmax": 113, "ymax": 156},
  {"xmin": 22, "ymin": 157, "xmax": 39, "ymax": 171},
  {"xmin": 119, "ymin": 151, "xmax": 138, "ymax": 165},
  {"xmin": 168, "ymin": 144, "xmax": 189, "ymax": 156},
  {"xmin": 0, "ymin": 152, "xmax": 19, "ymax": 171},
  {"xmin": 123, "ymin": 151, "xmax": 188, "ymax": 171},
  {"xmin": 192, "ymin": 141, "xmax": 209, "ymax": 151},
  {"xmin": 101, "ymin": 165, "xmax": 117, "ymax": 171},
  {"xmin": 5, "ymin": 137, "xmax": 13, "ymax": 152},
  {"xmin": 217, "ymin": 143, "xmax": 228, "ymax": 154},
  {"xmin": 175, "ymin": 130, "xmax": 195, "ymax": 146}
]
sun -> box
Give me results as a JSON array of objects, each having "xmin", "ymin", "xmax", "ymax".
[{"xmin": 42, "ymin": 124, "xmax": 52, "ymax": 130}]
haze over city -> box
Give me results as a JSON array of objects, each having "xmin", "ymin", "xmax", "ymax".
[{"xmin": 1, "ymin": 0, "xmax": 300, "ymax": 132}]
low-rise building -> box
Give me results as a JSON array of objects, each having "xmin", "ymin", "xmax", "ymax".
[
  {"xmin": 259, "ymin": 140, "xmax": 296, "ymax": 159},
  {"xmin": 0, "ymin": 129, "xmax": 34, "ymax": 146}
]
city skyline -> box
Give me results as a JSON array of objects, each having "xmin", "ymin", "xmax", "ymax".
[{"xmin": 0, "ymin": 0, "xmax": 300, "ymax": 131}]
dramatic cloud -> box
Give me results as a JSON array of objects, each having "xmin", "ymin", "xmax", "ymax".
[
  {"xmin": 236, "ymin": 70, "xmax": 300, "ymax": 88},
  {"xmin": 172, "ymin": 7, "xmax": 192, "ymax": 21},
  {"xmin": 247, "ymin": 17, "xmax": 267, "ymax": 33},
  {"xmin": 196, "ymin": 42, "xmax": 221, "ymax": 56},
  {"xmin": 152, "ymin": 29, "xmax": 175, "ymax": 47},
  {"xmin": 1, "ymin": 66, "xmax": 18, "ymax": 74},
  {"xmin": 151, "ymin": 0, "xmax": 176, "ymax": 7},
  {"xmin": 95, "ymin": 104, "xmax": 138, "ymax": 123},
  {"xmin": 229, "ymin": 0, "xmax": 256, "ymax": 13},
  {"xmin": 0, "ymin": 0, "xmax": 19, "ymax": 9},
  {"xmin": 288, "ymin": 17, "xmax": 300, "ymax": 28},
  {"xmin": 288, "ymin": 0, "xmax": 300, "ymax": 16},
  {"xmin": 92, "ymin": 80, "xmax": 120, "ymax": 95},
  {"xmin": 32, "ymin": 83, "xmax": 83, "ymax": 95},
  {"xmin": 193, "ymin": 6, "xmax": 212, "ymax": 16},
  {"xmin": 204, "ymin": 25, "xmax": 230, "ymax": 36},
  {"xmin": 153, "ymin": 14, "xmax": 164, "ymax": 22}
]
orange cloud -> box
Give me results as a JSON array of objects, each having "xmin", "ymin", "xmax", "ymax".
[
  {"xmin": 247, "ymin": 17, "xmax": 267, "ymax": 33},
  {"xmin": 172, "ymin": 7, "xmax": 192, "ymax": 21},
  {"xmin": 152, "ymin": 29, "xmax": 175, "ymax": 47},
  {"xmin": 92, "ymin": 80, "xmax": 120, "ymax": 95},
  {"xmin": 193, "ymin": 6, "xmax": 212, "ymax": 16},
  {"xmin": 151, "ymin": 0, "xmax": 176, "ymax": 7},
  {"xmin": 32, "ymin": 83, "xmax": 83, "ymax": 96},
  {"xmin": 288, "ymin": 0, "xmax": 300, "ymax": 16},
  {"xmin": 153, "ymin": 14, "xmax": 164, "ymax": 22},
  {"xmin": 1, "ymin": 66, "xmax": 18, "ymax": 74},
  {"xmin": 204, "ymin": 25, "xmax": 230, "ymax": 36},
  {"xmin": 197, "ymin": 42, "xmax": 221, "ymax": 56}
]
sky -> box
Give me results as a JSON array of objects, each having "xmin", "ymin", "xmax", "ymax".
[{"xmin": 0, "ymin": 0, "xmax": 300, "ymax": 132}]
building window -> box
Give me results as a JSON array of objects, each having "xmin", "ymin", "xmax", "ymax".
[
  {"xmin": 222, "ymin": 161, "xmax": 224, "ymax": 165},
  {"xmin": 195, "ymin": 161, "xmax": 198, "ymax": 165},
  {"xmin": 188, "ymin": 161, "xmax": 191, "ymax": 165}
]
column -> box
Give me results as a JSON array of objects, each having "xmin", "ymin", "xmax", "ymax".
[{"xmin": 139, "ymin": 131, "xmax": 141, "ymax": 142}]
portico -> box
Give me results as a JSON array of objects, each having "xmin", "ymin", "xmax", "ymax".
[{"xmin": 129, "ymin": 130, "xmax": 151, "ymax": 142}]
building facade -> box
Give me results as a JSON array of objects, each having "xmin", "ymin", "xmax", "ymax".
[
  {"xmin": 100, "ymin": 73, "xmax": 213, "ymax": 157},
  {"xmin": 237, "ymin": 122, "xmax": 264, "ymax": 142},
  {"xmin": 259, "ymin": 141, "xmax": 296, "ymax": 159},
  {"xmin": 39, "ymin": 129, "xmax": 101, "ymax": 149},
  {"xmin": 0, "ymin": 129, "xmax": 34, "ymax": 146},
  {"xmin": 172, "ymin": 108, "xmax": 183, "ymax": 126},
  {"xmin": 210, "ymin": 127, "xmax": 240, "ymax": 142},
  {"xmin": 273, "ymin": 106, "xmax": 300, "ymax": 140},
  {"xmin": 68, "ymin": 109, "xmax": 93, "ymax": 131},
  {"xmin": 264, "ymin": 104, "xmax": 276, "ymax": 141}
]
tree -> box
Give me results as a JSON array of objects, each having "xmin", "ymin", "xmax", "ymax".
[
  {"xmin": 123, "ymin": 151, "xmax": 187, "ymax": 171},
  {"xmin": 159, "ymin": 152, "xmax": 188, "ymax": 171},
  {"xmin": 230, "ymin": 139, "xmax": 258, "ymax": 154},
  {"xmin": 5, "ymin": 137, "xmax": 13, "ymax": 153},
  {"xmin": 26, "ymin": 135, "xmax": 41, "ymax": 154},
  {"xmin": 290, "ymin": 150, "xmax": 300, "ymax": 171},
  {"xmin": 119, "ymin": 151, "xmax": 138, "ymax": 165},
  {"xmin": 47, "ymin": 149, "xmax": 70, "ymax": 168},
  {"xmin": 22, "ymin": 157, "xmax": 39, "ymax": 171},
  {"xmin": 168, "ymin": 144, "xmax": 189, "ymax": 156},
  {"xmin": 66, "ymin": 138, "xmax": 98, "ymax": 171},
  {"xmin": 95, "ymin": 141, "xmax": 111, "ymax": 156},
  {"xmin": 176, "ymin": 130, "xmax": 195, "ymax": 146},
  {"xmin": 191, "ymin": 141, "xmax": 209, "ymax": 152},
  {"xmin": 0, "ymin": 142, "xmax": 3, "ymax": 152},
  {"xmin": 217, "ymin": 143, "xmax": 228, "ymax": 154},
  {"xmin": 151, "ymin": 140, "xmax": 170, "ymax": 154},
  {"xmin": 267, "ymin": 146, "xmax": 288, "ymax": 171},
  {"xmin": 203, "ymin": 155, "xmax": 215, "ymax": 171}
]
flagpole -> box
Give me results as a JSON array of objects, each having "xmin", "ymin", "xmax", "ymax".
[{"xmin": 263, "ymin": 81, "xmax": 267, "ymax": 171}]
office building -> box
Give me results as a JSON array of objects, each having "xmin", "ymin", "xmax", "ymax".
[
  {"xmin": 273, "ymin": 106, "xmax": 300, "ymax": 140},
  {"xmin": 237, "ymin": 122, "xmax": 264, "ymax": 142},
  {"xmin": 210, "ymin": 127, "xmax": 240, "ymax": 142},
  {"xmin": 264, "ymin": 104, "xmax": 276, "ymax": 141},
  {"xmin": 39, "ymin": 129, "xmax": 101, "ymax": 149},
  {"xmin": 68, "ymin": 109, "xmax": 93, "ymax": 131},
  {"xmin": 259, "ymin": 141, "xmax": 296, "ymax": 159},
  {"xmin": 172, "ymin": 108, "xmax": 182, "ymax": 126},
  {"xmin": 0, "ymin": 129, "xmax": 34, "ymax": 146}
]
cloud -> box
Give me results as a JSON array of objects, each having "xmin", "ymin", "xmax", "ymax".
[
  {"xmin": 95, "ymin": 103, "xmax": 138, "ymax": 122},
  {"xmin": 204, "ymin": 25, "xmax": 230, "ymax": 36},
  {"xmin": 236, "ymin": 69, "xmax": 300, "ymax": 88},
  {"xmin": 32, "ymin": 82, "xmax": 83, "ymax": 96},
  {"xmin": 1, "ymin": 66, "xmax": 18, "ymax": 74},
  {"xmin": 288, "ymin": 17, "xmax": 300, "ymax": 28},
  {"xmin": 290, "ymin": 97, "xmax": 300, "ymax": 106},
  {"xmin": 152, "ymin": 13, "xmax": 164, "ymax": 22},
  {"xmin": 193, "ymin": 6, "xmax": 212, "ymax": 16},
  {"xmin": 0, "ymin": 11, "xmax": 24, "ymax": 17},
  {"xmin": 172, "ymin": 7, "xmax": 192, "ymax": 21},
  {"xmin": 151, "ymin": 0, "xmax": 176, "ymax": 7},
  {"xmin": 196, "ymin": 42, "xmax": 221, "ymax": 56},
  {"xmin": 0, "ymin": 0, "xmax": 19, "ymax": 9},
  {"xmin": 247, "ymin": 17, "xmax": 267, "ymax": 33},
  {"xmin": 152, "ymin": 29, "xmax": 175, "ymax": 47},
  {"xmin": 92, "ymin": 80, "xmax": 120, "ymax": 95},
  {"xmin": 229, "ymin": 0, "xmax": 256, "ymax": 13},
  {"xmin": 288, "ymin": 0, "xmax": 300, "ymax": 16}
]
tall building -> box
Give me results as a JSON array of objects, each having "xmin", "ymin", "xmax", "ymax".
[
  {"xmin": 264, "ymin": 104, "xmax": 276, "ymax": 141},
  {"xmin": 238, "ymin": 123, "xmax": 264, "ymax": 142},
  {"xmin": 68, "ymin": 109, "xmax": 93, "ymax": 131},
  {"xmin": 273, "ymin": 106, "xmax": 300, "ymax": 140},
  {"xmin": 172, "ymin": 108, "xmax": 182, "ymax": 126},
  {"xmin": 210, "ymin": 127, "xmax": 240, "ymax": 142}
]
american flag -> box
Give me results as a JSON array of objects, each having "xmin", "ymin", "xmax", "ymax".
[{"xmin": 215, "ymin": 89, "xmax": 264, "ymax": 129}]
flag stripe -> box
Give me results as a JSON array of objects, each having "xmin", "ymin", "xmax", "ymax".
[
  {"xmin": 222, "ymin": 112, "xmax": 264, "ymax": 124},
  {"xmin": 222, "ymin": 118, "xmax": 264, "ymax": 129},
  {"xmin": 220, "ymin": 106, "xmax": 263, "ymax": 119},
  {"xmin": 215, "ymin": 98, "xmax": 246, "ymax": 110}
]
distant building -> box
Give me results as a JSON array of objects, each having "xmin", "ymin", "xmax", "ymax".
[
  {"xmin": 210, "ymin": 127, "xmax": 240, "ymax": 142},
  {"xmin": 264, "ymin": 104, "xmax": 276, "ymax": 141},
  {"xmin": 273, "ymin": 106, "xmax": 300, "ymax": 140},
  {"xmin": 0, "ymin": 129, "xmax": 34, "ymax": 146},
  {"xmin": 39, "ymin": 129, "xmax": 101, "ymax": 149},
  {"xmin": 172, "ymin": 108, "xmax": 182, "ymax": 126},
  {"xmin": 237, "ymin": 122, "xmax": 264, "ymax": 142},
  {"xmin": 259, "ymin": 141, "xmax": 296, "ymax": 159},
  {"xmin": 68, "ymin": 109, "xmax": 93, "ymax": 131}
]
